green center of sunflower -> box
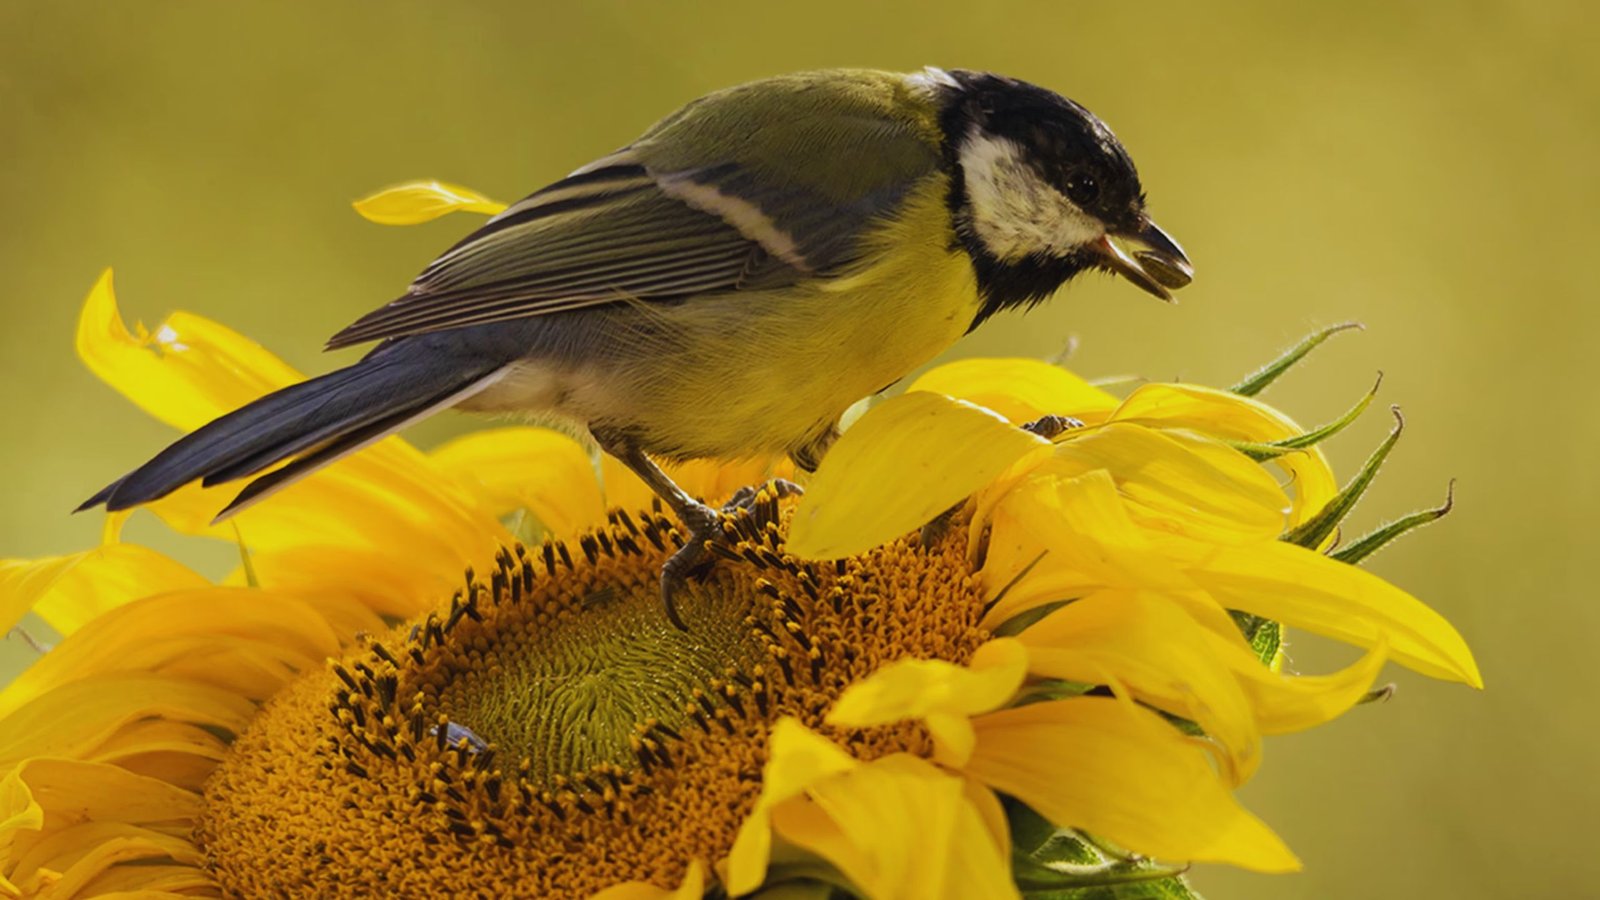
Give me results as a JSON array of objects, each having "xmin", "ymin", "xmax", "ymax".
[
  {"xmin": 198, "ymin": 493, "xmax": 991, "ymax": 897},
  {"xmin": 422, "ymin": 543, "xmax": 767, "ymax": 783}
]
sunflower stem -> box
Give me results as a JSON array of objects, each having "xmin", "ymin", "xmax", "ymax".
[{"xmin": 1230, "ymin": 322, "xmax": 1364, "ymax": 397}]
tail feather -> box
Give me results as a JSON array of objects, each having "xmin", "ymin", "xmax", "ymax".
[
  {"xmin": 80, "ymin": 347, "xmax": 505, "ymax": 515},
  {"xmin": 210, "ymin": 373, "xmax": 501, "ymax": 521}
]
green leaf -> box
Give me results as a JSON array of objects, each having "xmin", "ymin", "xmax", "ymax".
[
  {"xmin": 1331, "ymin": 480, "xmax": 1455, "ymax": 565},
  {"xmin": 1230, "ymin": 322, "xmax": 1363, "ymax": 397},
  {"xmin": 1229, "ymin": 373, "xmax": 1382, "ymax": 461},
  {"xmin": 1284, "ymin": 407, "xmax": 1405, "ymax": 549}
]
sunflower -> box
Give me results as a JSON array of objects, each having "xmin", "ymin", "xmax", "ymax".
[{"xmin": 0, "ymin": 185, "xmax": 1479, "ymax": 899}]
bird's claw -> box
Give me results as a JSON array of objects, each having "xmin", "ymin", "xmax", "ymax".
[
  {"xmin": 660, "ymin": 479, "xmax": 805, "ymax": 631},
  {"xmin": 721, "ymin": 478, "xmax": 804, "ymax": 513}
]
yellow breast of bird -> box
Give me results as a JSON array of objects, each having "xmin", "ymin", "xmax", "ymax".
[{"xmin": 608, "ymin": 174, "xmax": 982, "ymax": 459}]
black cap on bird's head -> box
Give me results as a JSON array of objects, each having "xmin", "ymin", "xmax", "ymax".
[{"xmin": 928, "ymin": 68, "xmax": 1193, "ymax": 326}]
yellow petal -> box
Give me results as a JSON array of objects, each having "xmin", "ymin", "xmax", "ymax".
[
  {"xmin": 826, "ymin": 639, "xmax": 1028, "ymax": 766},
  {"xmin": 590, "ymin": 859, "xmax": 705, "ymax": 900},
  {"xmin": 430, "ymin": 427, "xmax": 607, "ymax": 536},
  {"xmin": 726, "ymin": 718, "xmax": 858, "ymax": 896},
  {"xmin": 352, "ymin": 180, "xmax": 507, "ymax": 224},
  {"xmin": 908, "ymin": 358, "xmax": 1119, "ymax": 425},
  {"xmin": 788, "ymin": 393, "xmax": 1050, "ymax": 560},
  {"xmin": 0, "ymin": 588, "xmax": 359, "ymax": 721},
  {"xmin": 967, "ymin": 698, "xmax": 1300, "ymax": 872},
  {"xmin": 1046, "ymin": 423, "xmax": 1290, "ymax": 544},
  {"xmin": 1233, "ymin": 639, "xmax": 1389, "ymax": 734},
  {"xmin": 978, "ymin": 470, "xmax": 1211, "ymax": 630},
  {"xmin": 76, "ymin": 270, "xmax": 301, "ymax": 433},
  {"xmin": 770, "ymin": 754, "xmax": 1018, "ymax": 900},
  {"xmin": 0, "ymin": 544, "xmax": 207, "ymax": 637},
  {"xmin": 1184, "ymin": 540, "xmax": 1481, "ymax": 687},
  {"xmin": 1018, "ymin": 592, "xmax": 1263, "ymax": 784},
  {"xmin": 1112, "ymin": 383, "xmax": 1338, "ymax": 530},
  {"xmin": 0, "ymin": 673, "xmax": 255, "ymax": 770},
  {"xmin": 7, "ymin": 822, "xmax": 208, "ymax": 897},
  {"xmin": 0, "ymin": 767, "xmax": 45, "ymax": 895},
  {"xmin": 3, "ymin": 757, "xmax": 200, "ymax": 825},
  {"xmin": 75, "ymin": 272, "xmax": 510, "ymax": 572}
]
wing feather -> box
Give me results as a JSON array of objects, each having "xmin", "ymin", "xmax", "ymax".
[{"xmin": 326, "ymin": 71, "xmax": 945, "ymax": 349}]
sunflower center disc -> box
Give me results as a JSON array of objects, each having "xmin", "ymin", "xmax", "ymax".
[
  {"xmin": 428, "ymin": 566, "xmax": 764, "ymax": 782},
  {"xmin": 198, "ymin": 497, "xmax": 989, "ymax": 897}
]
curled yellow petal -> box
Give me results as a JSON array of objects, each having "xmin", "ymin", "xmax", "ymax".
[
  {"xmin": 979, "ymin": 470, "xmax": 1204, "ymax": 630},
  {"xmin": 0, "ymin": 544, "xmax": 206, "ymax": 638},
  {"xmin": 908, "ymin": 358, "xmax": 1119, "ymax": 425},
  {"xmin": 1046, "ymin": 423, "xmax": 1290, "ymax": 544},
  {"xmin": 431, "ymin": 427, "xmax": 607, "ymax": 537},
  {"xmin": 769, "ymin": 755, "xmax": 1018, "ymax": 900},
  {"xmin": 826, "ymin": 639, "xmax": 1028, "ymax": 766},
  {"xmin": 352, "ymin": 180, "xmax": 507, "ymax": 224},
  {"xmin": 1185, "ymin": 540, "xmax": 1482, "ymax": 688},
  {"xmin": 1018, "ymin": 592, "xmax": 1263, "ymax": 784},
  {"xmin": 1112, "ymin": 383, "xmax": 1338, "ymax": 529},
  {"xmin": 726, "ymin": 718, "xmax": 857, "ymax": 896},
  {"xmin": 589, "ymin": 859, "xmax": 705, "ymax": 900},
  {"xmin": 788, "ymin": 393, "xmax": 1050, "ymax": 560},
  {"xmin": 0, "ymin": 588, "xmax": 362, "ymax": 721},
  {"xmin": 0, "ymin": 673, "xmax": 255, "ymax": 771},
  {"xmin": 0, "ymin": 767, "xmax": 45, "ymax": 895},
  {"xmin": 1234, "ymin": 639, "xmax": 1389, "ymax": 734},
  {"xmin": 967, "ymin": 697, "xmax": 1300, "ymax": 872},
  {"xmin": 75, "ymin": 269, "xmax": 301, "ymax": 433}
]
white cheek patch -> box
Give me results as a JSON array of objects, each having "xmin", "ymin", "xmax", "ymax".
[{"xmin": 958, "ymin": 129, "xmax": 1103, "ymax": 261}]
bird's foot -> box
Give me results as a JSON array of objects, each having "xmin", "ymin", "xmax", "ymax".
[
  {"xmin": 659, "ymin": 479, "xmax": 804, "ymax": 631},
  {"xmin": 721, "ymin": 478, "xmax": 804, "ymax": 514},
  {"xmin": 1022, "ymin": 414, "xmax": 1084, "ymax": 439}
]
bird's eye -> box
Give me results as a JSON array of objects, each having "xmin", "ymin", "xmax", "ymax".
[{"xmin": 1064, "ymin": 172, "xmax": 1100, "ymax": 206}]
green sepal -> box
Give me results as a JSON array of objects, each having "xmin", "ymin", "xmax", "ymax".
[
  {"xmin": 1228, "ymin": 611, "xmax": 1283, "ymax": 667},
  {"xmin": 1230, "ymin": 322, "xmax": 1363, "ymax": 397},
  {"xmin": 1004, "ymin": 799, "xmax": 1203, "ymax": 898},
  {"xmin": 1284, "ymin": 407, "xmax": 1405, "ymax": 549},
  {"xmin": 1358, "ymin": 683, "xmax": 1397, "ymax": 705},
  {"xmin": 1006, "ymin": 795, "xmax": 1062, "ymax": 856},
  {"xmin": 231, "ymin": 522, "xmax": 260, "ymax": 589},
  {"xmin": 1012, "ymin": 848, "xmax": 1200, "ymax": 899},
  {"xmin": 1330, "ymin": 481, "xmax": 1455, "ymax": 565},
  {"xmin": 993, "ymin": 598, "xmax": 1076, "ymax": 637},
  {"xmin": 1228, "ymin": 373, "xmax": 1382, "ymax": 461},
  {"xmin": 1014, "ymin": 678, "xmax": 1099, "ymax": 707}
]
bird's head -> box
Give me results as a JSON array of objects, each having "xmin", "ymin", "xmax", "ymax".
[{"xmin": 926, "ymin": 68, "xmax": 1193, "ymax": 325}]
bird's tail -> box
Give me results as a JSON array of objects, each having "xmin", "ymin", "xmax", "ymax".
[{"xmin": 78, "ymin": 343, "xmax": 506, "ymax": 521}]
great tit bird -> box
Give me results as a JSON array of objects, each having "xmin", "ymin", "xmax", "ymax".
[{"xmin": 80, "ymin": 67, "xmax": 1192, "ymax": 620}]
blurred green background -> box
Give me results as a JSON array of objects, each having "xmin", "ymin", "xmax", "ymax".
[{"xmin": 1, "ymin": 2, "xmax": 1592, "ymax": 897}]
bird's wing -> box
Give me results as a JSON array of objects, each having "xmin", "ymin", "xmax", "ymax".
[{"xmin": 326, "ymin": 73, "xmax": 944, "ymax": 349}]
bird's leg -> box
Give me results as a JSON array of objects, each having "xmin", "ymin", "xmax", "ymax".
[{"xmin": 592, "ymin": 433, "xmax": 719, "ymax": 631}]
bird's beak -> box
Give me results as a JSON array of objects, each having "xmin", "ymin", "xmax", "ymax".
[{"xmin": 1094, "ymin": 219, "xmax": 1194, "ymax": 301}]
